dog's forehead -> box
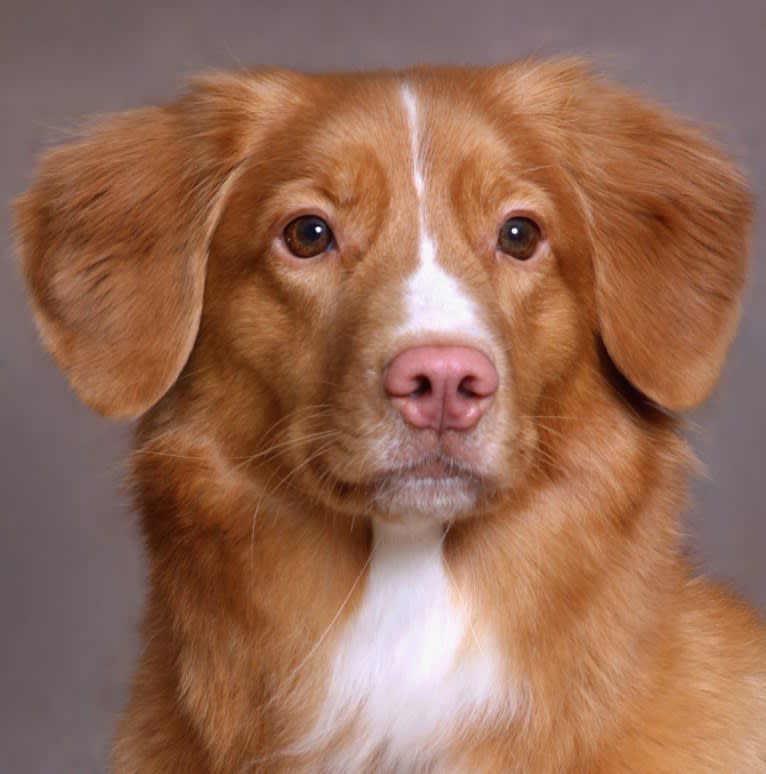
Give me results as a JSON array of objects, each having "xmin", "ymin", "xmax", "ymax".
[
  {"xmin": 272, "ymin": 72, "xmax": 510, "ymax": 184},
  {"xmin": 239, "ymin": 70, "xmax": 555, "ymax": 234}
]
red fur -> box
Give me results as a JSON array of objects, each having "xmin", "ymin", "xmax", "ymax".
[{"xmin": 16, "ymin": 60, "xmax": 765, "ymax": 772}]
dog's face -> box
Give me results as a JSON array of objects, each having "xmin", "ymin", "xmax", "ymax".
[
  {"xmin": 17, "ymin": 62, "xmax": 750, "ymax": 526},
  {"xmin": 202, "ymin": 72, "xmax": 586, "ymax": 523}
]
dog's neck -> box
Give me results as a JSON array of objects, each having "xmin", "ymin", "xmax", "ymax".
[{"xmin": 284, "ymin": 518, "xmax": 510, "ymax": 767}]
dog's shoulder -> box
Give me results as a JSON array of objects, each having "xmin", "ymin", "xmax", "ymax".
[{"xmin": 601, "ymin": 578, "xmax": 766, "ymax": 772}]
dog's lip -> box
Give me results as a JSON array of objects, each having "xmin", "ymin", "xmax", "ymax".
[
  {"xmin": 393, "ymin": 459, "xmax": 471, "ymax": 480},
  {"xmin": 395, "ymin": 459, "xmax": 461, "ymax": 479},
  {"xmin": 308, "ymin": 441, "xmax": 489, "ymax": 496},
  {"xmin": 378, "ymin": 455, "xmax": 482, "ymax": 483}
]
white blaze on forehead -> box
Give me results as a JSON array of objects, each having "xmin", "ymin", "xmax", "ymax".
[
  {"xmin": 402, "ymin": 85, "xmax": 425, "ymax": 197},
  {"xmin": 397, "ymin": 83, "xmax": 490, "ymax": 340}
]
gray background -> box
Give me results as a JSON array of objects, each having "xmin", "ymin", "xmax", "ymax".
[{"xmin": 1, "ymin": 1, "xmax": 764, "ymax": 771}]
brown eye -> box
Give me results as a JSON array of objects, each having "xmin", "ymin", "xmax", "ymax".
[
  {"xmin": 283, "ymin": 215, "xmax": 334, "ymax": 258},
  {"xmin": 497, "ymin": 216, "xmax": 541, "ymax": 261}
]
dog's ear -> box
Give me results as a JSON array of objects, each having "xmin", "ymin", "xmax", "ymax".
[
  {"xmin": 570, "ymin": 65, "xmax": 751, "ymax": 410},
  {"xmin": 581, "ymin": 82, "xmax": 751, "ymax": 411},
  {"xmin": 15, "ymin": 71, "xmax": 294, "ymax": 418},
  {"xmin": 503, "ymin": 60, "xmax": 752, "ymax": 411}
]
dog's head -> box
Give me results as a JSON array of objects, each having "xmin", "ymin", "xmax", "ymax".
[{"xmin": 16, "ymin": 61, "xmax": 750, "ymax": 525}]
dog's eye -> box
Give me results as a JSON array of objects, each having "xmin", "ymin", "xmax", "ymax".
[
  {"xmin": 283, "ymin": 215, "xmax": 334, "ymax": 258},
  {"xmin": 497, "ymin": 217, "xmax": 541, "ymax": 261}
]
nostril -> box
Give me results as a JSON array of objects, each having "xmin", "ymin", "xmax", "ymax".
[
  {"xmin": 410, "ymin": 375, "xmax": 431, "ymax": 398},
  {"xmin": 457, "ymin": 376, "xmax": 480, "ymax": 399}
]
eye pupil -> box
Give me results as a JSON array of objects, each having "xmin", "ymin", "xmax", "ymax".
[
  {"xmin": 284, "ymin": 215, "xmax": 334, "ymax": 258},
  {"xmin": 498, "ymin": 216, "xmax": 541, "ymax": 261}
]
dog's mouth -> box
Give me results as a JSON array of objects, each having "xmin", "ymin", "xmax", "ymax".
[
  {"xmin": 304, "ymin": 442, "xmax": 493, "ymax": 521},
  {"xmin": 366, "ymin": 451, "xmax": 492, "ymax": 521},
  {"xmin": 389, "ymin": 455, "xmax": 472, "ymax": 480},
  {"xmin": 298, "ymin": 415, "xmax": 507, "ymax": 521}
]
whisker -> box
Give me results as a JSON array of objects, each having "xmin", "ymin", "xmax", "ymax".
[
  {"xmin": 254, "ymin": 548, "xmax": 373, "ymax": 720},
  {"xmin": 131, "ymin": 448, "xmax": 208, "ymax": 461},
  {"xmin": 248, "ymin": 403, "xmax": 335, "ymax": 444},
  {"xmin": 235, "ymin": 428, "xmax": 340, "ymax": 468},
  {"xmin": 516, "ymin": 415, "xmax": 583, "ymax": 421},
  {"xmin": 247, "ymin": 439, "xmax": 339, "ymax": 562}
]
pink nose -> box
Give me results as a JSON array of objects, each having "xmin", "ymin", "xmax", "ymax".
[{"xmin": 384, "ymin": 345, "xmax": 498, "ymax": 432}]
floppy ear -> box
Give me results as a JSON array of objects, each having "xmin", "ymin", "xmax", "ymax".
[
  {"xmin": 15, "ymin": 72, "xmax": 292, "ymax": 418},
  {"xmin": 560, "ymin": 64, "xmax": 751, "ymax": 410}
]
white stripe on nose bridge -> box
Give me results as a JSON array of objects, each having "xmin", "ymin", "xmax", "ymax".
[{"xmin": 398, "ymin": 84, "xmax": 488, "ymax": 339}]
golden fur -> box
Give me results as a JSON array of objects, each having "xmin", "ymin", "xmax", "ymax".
[{"xmin": 16, "ymin": 60, "xmax": 766, "ymax": 772}]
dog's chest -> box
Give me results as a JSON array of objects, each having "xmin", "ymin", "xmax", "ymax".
[{"xmin": 302, "ymin": 520, "xmax": 508, "ymax": 770}]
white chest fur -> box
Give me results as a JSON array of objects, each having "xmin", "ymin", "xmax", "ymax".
[{"xmin": 299, "ymin": 519, "xmax": 510, "ymax": 771}]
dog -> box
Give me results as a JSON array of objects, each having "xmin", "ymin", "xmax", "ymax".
[{"xmin": 16, "ymin": 59, "xmax": 766, "ymax": 772}]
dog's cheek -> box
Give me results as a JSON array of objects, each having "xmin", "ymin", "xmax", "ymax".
[
  {"xmin": 493, "ymin": 260, "xmax": 584, "ymax": 418},
  {"xmin": 233, "ymin": 279, "xmax": 334, "ymax": 397}
]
